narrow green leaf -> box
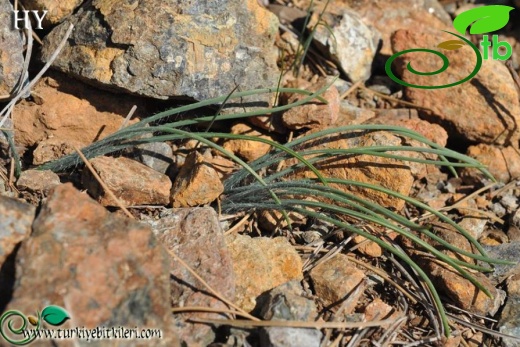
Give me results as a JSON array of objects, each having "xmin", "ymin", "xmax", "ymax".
[{"xmin": 37, "ymin": 84, "xmax": 333, "ymax": 173}]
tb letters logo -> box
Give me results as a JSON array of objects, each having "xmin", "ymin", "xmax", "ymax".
[{"xmin": 386, "ymin": 5, "xmax": 514, "ymax": 89}]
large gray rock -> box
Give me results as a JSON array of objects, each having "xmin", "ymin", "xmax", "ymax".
[
  {"xmin": 496, "ymin": 251, "xmax": 520, "ymax": 347},
  {"xmin": 257, "ymin": 281, "xmax": 322, "ymax": 347},
  {"xmin": 40, "ymin": 0, "xmax": 280, "ymax": 103},
  {"xmin": 312, "ymin": 9, "xmax": 380, "ymax": 82},
  {"xmin": 0, "ymin": 0, "xmax": 25, "ymax": 97}
]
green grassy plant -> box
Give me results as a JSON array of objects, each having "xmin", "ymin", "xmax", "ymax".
[
  {"xmin": 291, "ymin": 0, "xmax": 335, "ymax": 76},
  {"xmin": 38, "ymin": 85, "xmax": 510, "ymax": 337}
]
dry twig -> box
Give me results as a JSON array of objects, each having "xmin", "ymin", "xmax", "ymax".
[{"xmin": 73, "ymin": 145, "xmax": 134, "ymax": 219}]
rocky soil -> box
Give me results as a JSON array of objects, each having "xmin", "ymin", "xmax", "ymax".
[{"xmin": 2, "ymin": 0, "xmax": 520, "ymax": 346}]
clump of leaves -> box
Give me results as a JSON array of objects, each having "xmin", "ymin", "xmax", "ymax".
[{"xmin": 39, "ymin": 85, "xmax": 509, "ymax": 337}]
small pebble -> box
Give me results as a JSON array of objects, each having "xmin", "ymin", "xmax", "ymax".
[
  {"xmin": 492, "ymin": 202, "xmax": 507, "ymax": 218},
  {"xmin": 500, "ymin": 194, "xmax": 519, "ymax": 214}
]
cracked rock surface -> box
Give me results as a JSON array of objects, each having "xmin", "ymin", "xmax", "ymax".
[
  {"xmin": 0, "ymin": 0, "xmax": 24, "ymax": 96},
  {"xmin": 40, "ymin": 0, "xmax": 280, "ymax": 102}
]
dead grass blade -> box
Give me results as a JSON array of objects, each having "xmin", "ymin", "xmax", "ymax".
[
  {"xmin": 73, "ymin": 145, "xmax": 134, "ymax": 219},
  {"xmin": 188, "ymin": 316, "xmax": 405, "ymax": 329}
]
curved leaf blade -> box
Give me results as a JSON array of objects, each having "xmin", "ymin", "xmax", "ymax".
[
  {"xmin": 437, "ymin": 39, "xmax": 466, "ymax": 50},
  {"xmin": 453, "ymin": 5, "xmax": 514, "ymax": 35},
  {"xmin": 41, "ymin": 306, "xmax": 70, "ymax": 326}
]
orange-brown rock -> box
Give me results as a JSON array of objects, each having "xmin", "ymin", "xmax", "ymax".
[
  {"xmin": 82, "ymin": 156, "xmax": 172, "ymax": 207},
  {"xmin": 16, "ymin": 169, "xmax": 60, "ymax": 195},
  {"xmin": 258, "ymin": 208, "xmax": 307, "ymax": 232},
  {"xmin": 338, "ymin": 102, "xmax": 376, "ymax": 126},
  {"xmin": 206, "ymin": 156, "xmax": 238, "ymax": 180},
  {"xmin": 223, "ymin": 123, "xmax": 275, "ymax": 161},
  {"xmin": 282, "ymin": 79, "xmax": 340, "ymax": 130},
  {"xmin": 422, "ymin": 260, "xmax": 502, "ymax": 316},
  {"xmin": 309, "ymin": 254, "xmax": 366, "ymax": 313},
  {"xmin": 462, "ymin": 144, "xmax": 520, "ymax": 183},
  {"xmin": 346, "ymin": 0, "xmax": 451, "ymax": 56},
  {"xmin": 0, "ymin": 196, "xmax": 35, "ymax": 266},
  {"xmin": 364, "ymin": 298, "xmax": 401, "ymax": 328},
  {"xmin": 391, "ymin": 29, "xmax": 520, "ymax": 147},
  {"xmin": 248, "ymin": 113, "xmax": 288, "ymax": 134},
  {"xmin": 13, "ymin": 73, "xmax": 143, "ymax": 153},
  {"xmin": 365, "ymin": 111, "xmax": 450, "ymax": 179},
  {"xmin": 285, "ymin": 130, "xmax": 415, "ymax": 210},
  {"xmin": 226, "ymin": 233, "xmax": 303, "ymax": 312},
  {"xmin": 22, "ymin": 0, "xmax": 83, "ymax": 27},
  {"xmin": 447, "ymin": 193, "xmax": 479, "ymax": 217},
  {"xmin": 368, "ymin": 110, "xmax": 448, "ymax": 147},
  {"xmin": 5, "ymin": 184, "xmax": 178, "ymax": 346},
  {"xmin": 32, "ymin": 138, "xmax": 85, "ymax": 165},
  {"xmin": 150, "ymin": 207, "xmax": 234, "ymax": 346},
  {"xmin": 479, "ymin": 229, "xmax": 508, "ymax": 246},
  {"xmin": 399, "ymin": 224, "xmax": 503, "ymax": 316},
  {"xmin": 352, "ymin": 234, "xmax": 383, "ymax": 258},
  {"xmin": 171, "ymin": 151, "xmax": 224, "ymax": 208}
]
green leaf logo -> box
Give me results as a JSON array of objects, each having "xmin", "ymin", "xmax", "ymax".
[
  {"xmin": 27, "ymin": 315, "xmax": 39, "ymax": 326},
  {"xmin": 41, "ymin": 306, "xmax": 70, "ymax": 326},
  {"xmin": 437, "ymin": 40, "xmax": 466, "ymax": 50},
  {"xmin": 453, "ymin": 5, "xmax": 514, "ymax": 35}
]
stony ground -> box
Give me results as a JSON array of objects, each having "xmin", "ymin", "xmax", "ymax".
[{"xmin": 2, "ymin": 0, "xmax": 520, "ymax": 346}]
